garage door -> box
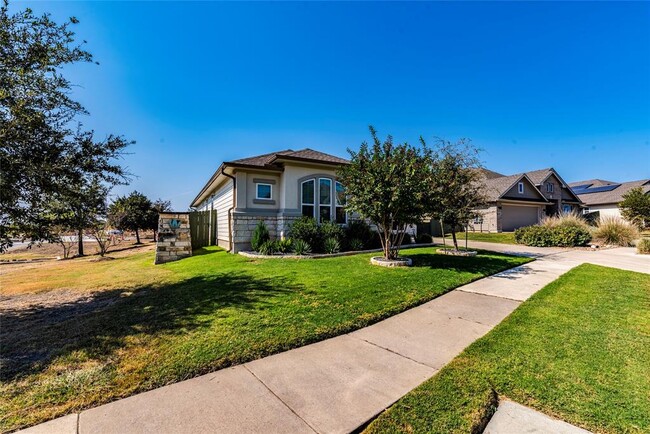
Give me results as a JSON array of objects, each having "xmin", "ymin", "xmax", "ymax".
[{"xmin": 501, "ymin": 205, "xmax": 539, "ymax": 231}]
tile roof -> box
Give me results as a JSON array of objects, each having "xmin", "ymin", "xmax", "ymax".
[
  {"xmin": 572, "ymin": 179, "xmax": 650, "ymax": 206},
  {"xmin": 227, "ymin": 148, "xmax": 348, "ymax": 168}
]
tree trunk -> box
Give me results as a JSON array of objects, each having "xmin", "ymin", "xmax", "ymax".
[
  {"xmin": 77, "ymin": 227, "xmax": 84, "ymax": 256},
  {"xmin": 451, "ymin": 229, "xmax": 459, "ymax": 251},
  {"xmin": 135, "ymin": 228, "xmax": 141, "ymax": 244},
  {"xmin": 153, "ymin": 230, "xmax": 157, "ymax": 242}
]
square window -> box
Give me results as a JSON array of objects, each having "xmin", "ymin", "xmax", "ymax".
[
  {"xmin": 256, "ymin": 183, "xmax": 272, "ymax": 200},
  {"xmin": 336, "ymin": 207, "xmax": 346, "ymax": 224}
]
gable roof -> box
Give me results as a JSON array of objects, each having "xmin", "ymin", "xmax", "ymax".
[
  {"xmin": 570, "ymin": 178, "xmax": 650, "ymax": 206},
  {"xmin": 482, "ymin": 173, "xmax": 548, "ymax": 202},
  {"xmin": 227, "ymin": 148, "xmax": 349, "ymax": 168}
]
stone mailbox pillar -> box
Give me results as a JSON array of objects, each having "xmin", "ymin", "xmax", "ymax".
[{"xmin": 155, "ymin": 212, "xmax": 192, "ymax": 264}]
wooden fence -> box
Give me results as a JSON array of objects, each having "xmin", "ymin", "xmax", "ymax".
[{"xmin": 189, "ymin": 210, "xmax": 217, "ymax": 250}]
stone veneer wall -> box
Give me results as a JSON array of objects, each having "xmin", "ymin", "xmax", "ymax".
[
  {"xmin": 155, "ymin": 212, "xmax": 192, "ymax": 264},
  {"xmin": 231, "ymin": 213, "xmax": 301, "ymax": 252}
]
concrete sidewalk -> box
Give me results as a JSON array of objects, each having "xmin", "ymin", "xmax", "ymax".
[{"xmin": 19, "ymin": 244, "xmax": 649, "ymax": 434}]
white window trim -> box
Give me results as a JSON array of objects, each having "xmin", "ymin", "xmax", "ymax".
[
  {"xmin": 301, "ymin": 179, "xmax": 316, "ymax": 219},
  {"xmin": 255, "ymin": 183, "xmax": 273, "ymax": 200},
  {"xmin": 546, "ymin": 183, "xmax": 553, "ymax": 193},
  {"xmin": 335, "ymin": 181, "xmax": 347, "ymax": 225},
  {"xmin": 319, "ymin": 178, "xmax": 333, "ymax": 223},
  {"xmin": 518, "ymin": 182, "xmax": 524, "ymax": 194}
]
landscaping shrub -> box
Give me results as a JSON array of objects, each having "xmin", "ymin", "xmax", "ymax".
[
  {"xmin": 515, "ymin": 213, "xmax": 592, "ymax": 247},
  {"xmin": 637, "ymin": 238, "xmax": 650, "ymax": 254},
  {"xmin": 593, "ymin": 217, "xmax": 639, "ymax": 247},
  {"xmin": 251, "ymin": 220, "xmax": 270, "ymax": 251},
  {"xmin": 348, "ymin": 238, "xmax": 365, "ymax": 251},
  {"xmin": 515, "ymin": 226, "xmax": 554, "ymax": 247},
  {"xmin": 258, "ymin": 240, "xmax": 278, "ymax": 255},
  {"xmin": 552, "ymin": 226, "xmax": 592, "ymax": 247},
  {"xmin": 323, "ymin": 237, "xmax": 341, "ymax": 254},
  {"xmin": 292, "ymin": 239, "xmax": 311, "ymax": 255},
  {"xmin": 277, "ymin": 238, "xmax": 293, "ymax": 254},
  {"xmin": 320, "ymin": 220, "xmax": 344, "ymax": 242},
  {"xmin": 416, "ymin": 232, "xmax": 432, "ymax": 244},
  {"xmin": 345, "ymin": 220, "xmax": 374, "ymax": 248},
  {"xmin": 289, "ymin": 217, "xmax": 322, "ymax": 252}
]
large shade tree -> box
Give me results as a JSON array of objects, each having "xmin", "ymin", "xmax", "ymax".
[
  {"xmin": 427, "ymin": 139, "xmax": 487, "ymax": 251},
  {"xmin": 337, "ymin": 126, "xmax": 434, "ymax": 260},
  {"xmin": 0, "ymin": 1, "xmax": 131, "ymax": 251}
]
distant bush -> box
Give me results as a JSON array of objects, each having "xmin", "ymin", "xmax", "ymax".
[
  {"xmin": 516, "ymin": 213, "xmax": 592, "ymax": 247},
  {"xmin": 289, "ymin": 217, "xmax": 322, "ymax": 252},
  {"xmin": 515, "ymin": 226, "xmax": 553, "ymax": 247},
  {"xmin": 637, "ymin": 238, "xmax": 650, "ymax": 254},
  {"xmin": 251, "ymin": 221, "xmax": 270, "ymax": 251},
  {"xmin": 323, "ymin": 237, "xmax": 341, "ymax": 254},
  {"xmin": 258, "ymin": 240, "xmax": 278, "ymax": 255},
  {"xmin": 593, "ymin": 217, "xmax": 639, "ymax": 247},
  {"xmin": 292, "ymin": 239, "xmax": 311, "ymax": 256},
  {"xmin": 416, "ymin": 233, "xmax": 432, "ymax": 244},
  {"xmin": 277, "ymin": 238, "xmax": 293, "ymax": 253}
]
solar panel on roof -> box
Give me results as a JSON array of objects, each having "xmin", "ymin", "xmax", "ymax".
[
  {"xmin": 576, "ymin": 184, "xmax": 621, "ymax": 194},
  {"xmin": 570, "ymin": 184, "xmax": 592, "ymax": 190}
]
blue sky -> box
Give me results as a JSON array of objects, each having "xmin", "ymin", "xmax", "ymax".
[{"xmin": 18, "ymin": 1, "xmax": 650, "ymax": 209}]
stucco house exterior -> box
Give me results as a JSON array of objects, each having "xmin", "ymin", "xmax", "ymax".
[
  {"xmin": 568, "ymin": 178, "xmax": 650, "ymax": 219},
  {"xmin": 190, "ymin": 149, "xmax": 349, "ymax": 252},
  {"xmin": 469, "ymin": 168, "xmax": 584, "ymax": 232}
]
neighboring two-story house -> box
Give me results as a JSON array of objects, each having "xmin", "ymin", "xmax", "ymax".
[
  {"xmin": 469, "ymin": 168, "xmax": 583, "ymax": 232},
  {"xmin": 191, "ymin": 149, "xmax": 349, "ymax": 252}
]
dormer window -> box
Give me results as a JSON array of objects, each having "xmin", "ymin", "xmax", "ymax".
[
  {"xmin": 518, "ymin": 182, "xmax": 524, "ymax": 194},
  {"xmin": 546, "ymin": 182, "xmax": 553, "ymax": 193}
]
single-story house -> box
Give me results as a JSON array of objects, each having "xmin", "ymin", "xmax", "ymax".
[
  {"xmin": 568, "ymin": 178, "xmax": 650, "ymax": 219},
  {"xmin": 191, "ymin": 149, "xmax": 350, "ymax": 252},
  {"xmin": 469, "ymin": 168, "xmax": 584, "ymax": 232}
]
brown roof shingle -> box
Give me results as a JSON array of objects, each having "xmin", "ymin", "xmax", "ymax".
[
  {"xmin": 227, "ymin": 148, "xmax": 348, "ymax": 168},
  {"xmin": 573, "ymin": 179, "xmax": 650, "ymax": 206}
]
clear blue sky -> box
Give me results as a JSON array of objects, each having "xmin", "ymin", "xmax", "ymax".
[{"xmin": 18, "ymin": 1, "xmax": 650, "ymax": 209}]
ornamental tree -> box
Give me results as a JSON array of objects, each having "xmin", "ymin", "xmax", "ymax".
[
  {"xmin": 427, "ymin": 139, "xmax": 487, "ymax": 251},
  {"xmin": 337, "ymin": 126, "xmax": 434, "ymax": 260},
  {"xmin": 620, "ymin": 187, "xmax": 650, "ymax": 228}
]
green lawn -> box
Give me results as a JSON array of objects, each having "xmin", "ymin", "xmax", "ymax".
[
  {"xmin": 365, "ymin": 264, "xmax": 650, "ymax": 434},
  {"xmin": 445, "ymin": 231, "xmax": 517, "ymax": 245},
  {"xmin": 0, "ymin": 246, "xmax": 529, "ymax": 432}
]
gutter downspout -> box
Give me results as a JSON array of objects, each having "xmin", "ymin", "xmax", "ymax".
[{"xmin": 221, "ymin": 168, "xmax": 236, "ymax": 253}]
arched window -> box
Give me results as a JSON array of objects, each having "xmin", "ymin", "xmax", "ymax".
[
  {"xmin": 301, "ymin": 179, "xmax": 315, "ymax": 218},
  {"xmin": 300, "ymin": 177, "xmax": 347, "ymax": 224}
]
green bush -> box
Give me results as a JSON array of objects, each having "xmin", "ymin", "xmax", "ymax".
[
  {"xmin": 345, "ymin": 220, "xmax": 374, "ymax": 248},
  {"xmin": 552, "ymin": 226, "xmax": 592, "ymax": 247},
  {"xmin": 594, "ymin": 217, "xmax": 639, "ymax": 247},
  {"xmin": 289, "ymin": 217, "xmax": 322, "ymax": 252},
  {"xmin": 348, "ymin": 238, "xmax": 365, "ymax": 251},
  {"xmin": 416, "ymin": 233, "xmax": 432, "ymax": 244},
  {"xmin": 515, "ymin": 214, "xmax": 592, "ymax": 247},
  {"xmin": 292, "ymin": 239, "xmax": 311, "ymax": 255},
  {"xmin": 251, "ymin": 220, "xmax": 270, "ymax": 251},
  {"xmin": 321, "ymin": 220, "xmax": 344, "ymax": 242},
  {"xmin": 258, "ymin": 240, "xmax": 278, "ymax": 255},
  {"xmin": 515, "ymin": 226, "xmax": 553, "ymax": 246},
  {"xmin": 324, "ymin": 237, "xmax": 341, "ymax": 254},
  {"xmin": 637, "ymin": 238, "xmax": 650, "ymax": 254},
  {"xmin": 277, "ymin": 238, "xmax": 293, "ymax": 253}
]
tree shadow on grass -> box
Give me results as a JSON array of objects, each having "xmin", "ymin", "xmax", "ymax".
[
  {"xmin": 407, "ymin": 251, "xmax": 528, "ymax": 276},
  {"xmin": 0, "ymin": 269, "xmax": 301, "ymax": 382}
]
